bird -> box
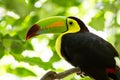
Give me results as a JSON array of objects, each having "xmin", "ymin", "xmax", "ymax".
[{"xmin": 26, "ymin": 16, "xmax": 120, "ymax": 80}]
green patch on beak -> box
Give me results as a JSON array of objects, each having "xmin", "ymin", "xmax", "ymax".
[
  {"xmin": 26, "ymin": 16, "xmax": 67, "ymax": 40},
  {"xmin": 37, "ymin": 16, "xmax": 67, "ymax": 34}
]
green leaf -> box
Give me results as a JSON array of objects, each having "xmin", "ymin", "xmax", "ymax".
[
  {"xmin": 24, "ymin": 42, "xmax": 33, "ymax": 50},
  {"xmin": 10, "ymin": 52, "xmax": 24, "ymax": 61},
  {"xmin": 28, "ymin": 0, "xmax": 38, "ymax": 5},
  {"xmin": 115, "ymin": 33, "xmax": 120, "ymax": 54},
  {"xmin": 51, "ymin": 0, "xmax": 81, "ymax": 7},
  {"xmin": 3, "ymin": 35, "xmax": 13, "ymax": 49},
  {"xmin": 0, "ymin": 41, "xmax": 5, "ymax": 59},
  {"xmin": 7, "ymin": 67, "xmax": 36, "ymax": 77},
  {"xmin": 0, "ymin": 33, "xmax": 5, "ymax": 59},
  {"xmin": 11, "ymin": 40, "xmax": 25, "ymax": 54},
  {"xmin": 23, "ymin": 57, "xmax": 55, "ymax": 70},
  {"xmin": 89, "ymin": 11, "xmax": 105, "ymax": 30},
  {"xmin": 3, "ymin": 0, "xmax": 31, "ymax": 17}
]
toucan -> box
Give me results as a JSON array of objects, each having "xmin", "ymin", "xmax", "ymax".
[{"xmin": 26, "ymin": 16, "xmax": 120, "ymax": 80}]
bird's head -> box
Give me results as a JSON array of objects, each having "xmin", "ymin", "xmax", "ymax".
[{"xmin": 26, "ymin": 16, "xmax": 89, "ymax": 40}]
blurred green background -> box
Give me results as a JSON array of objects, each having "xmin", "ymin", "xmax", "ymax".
[{"xmin": 0, "ymin": 0, "xmax": 120, "ymax": 80}]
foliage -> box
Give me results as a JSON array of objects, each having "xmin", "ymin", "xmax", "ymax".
[{"xmin": 0, "ymin": 0, "xmax": 120, "ymax": 80}]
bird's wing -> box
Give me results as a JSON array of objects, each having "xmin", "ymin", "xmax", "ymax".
[{"xmin": 61, "ymin": 32, "xmax": 118, "ymax": 68}]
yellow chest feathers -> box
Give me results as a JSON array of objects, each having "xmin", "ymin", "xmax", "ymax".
[
  {"xmin": 55, "ymin": 34, "xmax": 63, "ymax": 58},
  {"xmin": 55, "ymin": 18, "xmax": 81, "ymax": 58}
]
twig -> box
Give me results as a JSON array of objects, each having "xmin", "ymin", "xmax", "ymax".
[{"xmin": 40, "ymin": 67, "xmax": 81, "ymax": 80}]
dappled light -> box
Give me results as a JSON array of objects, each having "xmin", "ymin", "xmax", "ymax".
[{"xmin": 0, "ymin": 0, "xmax": 120, "ymax": 80}]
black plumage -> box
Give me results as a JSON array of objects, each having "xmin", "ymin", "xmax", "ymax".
[
  {"xmin": 61, "ymin": 32, "xmax": 117, "ymax": 80},
  {"xmin": 60, "ymin": 17, "xmax": 120, "ymax": 80}
]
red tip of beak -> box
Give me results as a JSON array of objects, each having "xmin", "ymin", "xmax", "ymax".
[{"xmin": 26, "ymin": 24, "xmax": 40, "ymax": 40}]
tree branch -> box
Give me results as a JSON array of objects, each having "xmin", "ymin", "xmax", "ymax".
[{"xmin": 40, "ymin": 67, "xmax": 81, "ymax": 80}]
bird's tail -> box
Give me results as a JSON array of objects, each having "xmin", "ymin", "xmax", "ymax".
[
  {"xmin": 116, "ymin": 67, "xmax": 120, "ymax": 80},
  {"xmin": 115, "ymin": 57, "xmax": 120, "ymax": 80}
]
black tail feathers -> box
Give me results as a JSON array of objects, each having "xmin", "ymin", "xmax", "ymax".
[
  {"xmin": 116, "ymin": 67, "xmax": 120, "ymax": 80},
  {"xmin": 108, "ymin": 67, "xmax": 120, "ymax": 80}
]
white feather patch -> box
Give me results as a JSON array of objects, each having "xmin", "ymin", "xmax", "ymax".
[{"xmin": 114, "ymin": 57, "xmax": 120, "ymax": 68}]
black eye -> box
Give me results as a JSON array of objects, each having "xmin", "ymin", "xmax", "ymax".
[{"xmin": 69, "ymin": 21, "xmax": 73, "ymax": 25}]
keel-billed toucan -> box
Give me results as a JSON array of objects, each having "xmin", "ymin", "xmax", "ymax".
[{"xmin": 26, "ymin": 16, "xmax": 120, "ymax": 80}]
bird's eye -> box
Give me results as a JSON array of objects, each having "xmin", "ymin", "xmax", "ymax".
[{"xmin": 69, "ymin": 21, "xmax": 73, "ymax": 25}]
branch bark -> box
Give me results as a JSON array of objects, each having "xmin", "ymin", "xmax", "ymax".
[{"xmin": 40, "ymin": 67, "xmax": 81, "ymax": 80}]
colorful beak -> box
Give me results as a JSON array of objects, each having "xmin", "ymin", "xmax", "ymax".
[{"xmin": 26, "ymin": 16, "xmax": 67, "ymax": 40}]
